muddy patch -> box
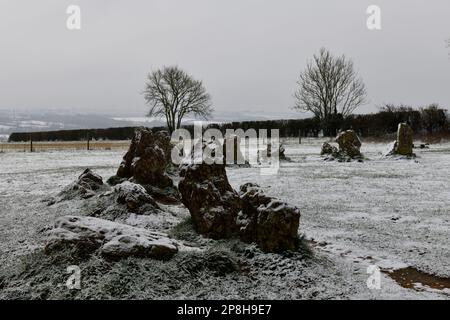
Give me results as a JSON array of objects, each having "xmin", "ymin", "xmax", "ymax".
[{"xmin": 384, "ymin": 267, "xmax": 450, "ymax": 291}]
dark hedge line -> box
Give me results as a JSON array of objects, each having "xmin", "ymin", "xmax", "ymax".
[
  {"xmin": 8, "ymin": 126, "xmax": 163, "ymax": 142},
  {"xmin": 8, "ymin": 106, "xmax": 449, "ymax": 142}
]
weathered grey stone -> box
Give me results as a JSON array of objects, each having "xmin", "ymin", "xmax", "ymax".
[
  {"xmin": 396, "ymin": 123, "xmax": 414, "ymax": 156},
  {"xmin": 321, "ymin": 142, "xmax": 339, "ymax": 156},
  {"xmin": 178, "ymin": 148, "xmax": 301, "ymax": 252},
  {"xmin": 279, "ymin": 144, "xmax": 288, "ymax": 161},
  {"xmin": 116, "ymin": 128, "xmax": 173, "ymax": 187},
  {"xmin": 178, "ymin": 162, "xmax": 241, "ymax": 239},
  {"xmin": 45, "ymin": 215, "xmax": 178, "ymax": 260},
  {"xmin": 114, "ymin": 181, "xmax": 159, "ymax": 212},
  {"xmin": 384, "ymin": 123, "xmax": 415, "ymax": 157},
  {"xmin": 236, "ymin": 183, "xmax": 272, "ymax": 243},
  {"xmin": 238, "ymin": 183, "xmax": 300, "ymax": 252},
  {"xmin": 335, "ymin": 130, "xmax": 362, "ymax": 158},
  {"xmin": 55, "ymin": 169, "xmax": 108, "ymax": 201}
]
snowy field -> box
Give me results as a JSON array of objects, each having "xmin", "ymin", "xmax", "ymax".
[{"xmin": 0, "ymin": 138, "xmax": 449, "ymax": 299}]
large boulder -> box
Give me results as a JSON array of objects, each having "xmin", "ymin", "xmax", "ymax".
[
  {"xmin": 237, "ymin": 183, "xmax": 300, "ymax": 252},
  {"xmin": 178, "ymin": 160, "xmax": 301, "ymax": 251},
  {"xmin": 45, "ymin": 215, "xmax": 178, "ymax": 260},
  {"xmin": 335, "ymin": 130, "xmax": 362, "ymax": 158},
  {"xmin": 178, "ymin": 162, "xmax": 241, "ymax": 239},
  {"xmin": 179, "ymin": 140, "xmax": 301, "ymax": 251},
  {"xmin": 116, "ymin": 128, "xmax": 173, "ymax": 187}
]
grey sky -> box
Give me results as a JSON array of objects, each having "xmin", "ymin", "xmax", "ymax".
[{"xmin": 1, "ymin": 0, "xmax": 449, "ymax": 116}]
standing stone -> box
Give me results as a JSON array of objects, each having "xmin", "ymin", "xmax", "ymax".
[
  {"xmin": 257, "ymin": 142, "xmax": 284, "ymax": 164},
  {"xmin": 236, "ymin": 183, "xmax": 272, "ymax": 243},
  {"xmin": 237, "ymin": 183, "xmax": 300, "ymax": 252},
  {"xmin": 178, "ymin": 162, "xmax": 241, "ymax": 239},
  {"xmin": 279, "ymin": 144, "xmax": 288, "ymax": 161},
  {"xmin": 384, "ymin": 123, "xmax": 414, "ymax": 157},
  {"xmin": 116, "ymin": 128, "xmax": 173, "ymax": 187},
  {"xmin": 178, "ymin": 145, "xmax": 301, "ymax": 251},
  {"xmin": 396, "ymin": 123, "xmax": 414, "ymax": 156},
  {"xmin": 335, "ymin": 130, "xmax": 362, "ymax": 158}
]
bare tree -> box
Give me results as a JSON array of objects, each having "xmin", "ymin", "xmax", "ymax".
[
  {"xmin": 143, "ymin": 66, "xmax": 213, "ymax": 133},
  {"xmin": 294, "ymin": 48, "xmax": 367, "ymax": 133}
]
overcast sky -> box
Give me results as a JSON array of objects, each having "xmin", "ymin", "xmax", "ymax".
[{"xmin": 1, "ymin": 0, "xmax": 449, "ymax": 116}]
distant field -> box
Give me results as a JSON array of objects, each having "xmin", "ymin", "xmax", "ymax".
[{"xmin": 0, "ymin": 140, "xmax": 131, "ymax": 152}]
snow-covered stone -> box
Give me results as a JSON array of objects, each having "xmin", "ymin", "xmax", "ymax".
[
  {"xmin": 45, "ymin": 215, "xmax": 178, "ymax": 260},
  {"xmin": 320, "ymin": 130, "xmax": 363, "ymax": 161},
  {"xmin": 321, "ymin": 142, "xmax": 339, "ymax": 156},
  {"xmin": 55, "ymin": 168, "xmax": 109, "ymax": 201},
  {"xmin": 114, "ymin": 181, "xmax": 159, "ymax": 212}
]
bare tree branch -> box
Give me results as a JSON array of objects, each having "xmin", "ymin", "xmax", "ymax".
[
  {"xmin": 293, "ymin": 48, "xmax": 367, "ymax": 124},
  {"xmin": 143, "ymin": 66, "xmax": 213, "ymax": 133}
]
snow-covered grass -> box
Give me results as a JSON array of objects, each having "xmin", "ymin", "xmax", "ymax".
[{"xmin": 0, "ymin": 139, "xmax": 449, "ymax": 299}]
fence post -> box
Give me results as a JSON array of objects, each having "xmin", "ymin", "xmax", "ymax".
[
  {"xmin": 30, "ymin": 133, "xmax": 33, "ymax": 152},
  {"xmin": 298, "ymin": 130, "xmax": 302, "ymax": 144},
  {"xmin": 87, "ymin": 131, "xmax": 90, "ymax": 151}
]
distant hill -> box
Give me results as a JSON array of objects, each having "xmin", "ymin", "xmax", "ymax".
[
  {"xmin": 0, "ymin": 110, "xmax": 302, "ymax": 137},
  {"xmin": 0, "ymin": 109, "xmax": 307, "ymax": 138}
]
